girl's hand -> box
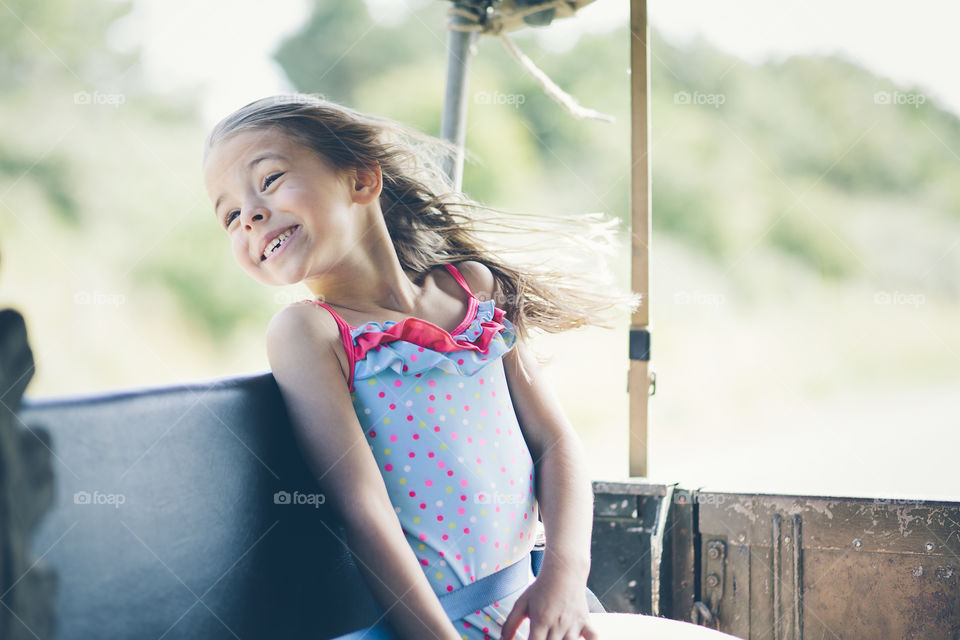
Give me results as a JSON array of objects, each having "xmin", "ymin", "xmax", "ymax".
[{"xmin": 501, "ymin": 565, "xmax": 599, "ymax": 640}]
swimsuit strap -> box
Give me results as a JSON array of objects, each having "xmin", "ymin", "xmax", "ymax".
[
  {"xmin": 311, "ymin": 300, "xmax": 358, "ymax": 393},
  {"xmin": 443, "ymin": 263, "xmax": 479, "ymax": 337},
  {"xmin": 309, "ymin": 263, "xmax": 477, "ymax": 393},
  {"xmin": 442, "ymin": 262, "xmax": 477, "ymax": 300}
]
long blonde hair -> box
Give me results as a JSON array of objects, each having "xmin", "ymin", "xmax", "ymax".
[{"xmin": 205, "ymin": 94, "xmax": 642, "ymax": 355}]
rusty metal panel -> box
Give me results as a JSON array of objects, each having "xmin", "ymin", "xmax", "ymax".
[
  {"xmin": 697, "ymin": 492, "xmax": 960, "ymax": 639},
  {"xmin": 590, "ymin": 482, "xmax": 668, "ymax": 614},
  {"xmin": 804, "ymin": 550, "xmax": 959, "ymax": 639},
  {"xmin": 700, "ymin": 494, "xmax": 960, "ymax": 556},
  {"xmin": 590, "ymin": 515, "xmax": 654, "ymax": 613}
]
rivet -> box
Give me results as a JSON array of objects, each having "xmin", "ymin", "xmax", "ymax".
[
  {"xmin": 707, "ymin": 547, "xmax": 720, "ymax": 560},
  {"xmin": 706, "ymin": 574, "xmax": 720, "ymax": 588},
  {"xmin": 783, "ymin": 536, "xmax": 791, "ymax": 544},
  {"xmin": 853, "ymin": 538, "xmax": 863, "ymax": 549},
  {"xmin": 737, "ymin": 533, "xmax": 746, "ymax": 543},
  {"xmin": 925, "ymin": 542, "xmax": 935, "ymax": 552}
]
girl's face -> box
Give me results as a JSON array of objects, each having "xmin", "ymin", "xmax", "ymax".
[{"xmin": 203, "ymin": 129, "xmax": 361, "ymax": 287}]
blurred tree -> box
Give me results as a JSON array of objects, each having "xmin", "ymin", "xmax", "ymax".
[
  {"xmin": 648, "ymin": 28, "xmax": 960, "ymax": 286},
  {"xmin": 273, "ymin": 4, "xmax": 960, "ymax": 292},
  {"xmin": 0, "ymin": 0, "xmax": 137, "ymax": 224},
  {"xmin": 273, "ymin": 1, "xmax": 629, "ymax": 217},
  {"xmin": 274, "ymin": 1, "xmax": 433, "ymax": 107}
]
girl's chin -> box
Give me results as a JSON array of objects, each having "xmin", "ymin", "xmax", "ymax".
[
  {"xmin": 244, "ymin": 266, "xmax": 294, "ymax": 288},
  {"xmin": 265, "ymin": 268, "xmax": 306, "ymax": 288}
]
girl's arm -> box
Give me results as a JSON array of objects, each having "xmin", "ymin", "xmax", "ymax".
[
  {"xmin": 458, "ymin": 262, "xmax": 598, "ymax": 640},
  {"xmin": 266, "ymin": 305, "xmax": 462, "ymax": 640},
  {"xmin": 500, "ymin": 338, "xmax": 598, "ymax": 640},
  {"xmin": 502, "ymin": 337, "xmax": 594, "ymax": 578}
]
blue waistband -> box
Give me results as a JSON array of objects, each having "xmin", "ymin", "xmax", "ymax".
[{"xmin": 330, "ymin": 549, "xmax": 539, "ymax": 640}]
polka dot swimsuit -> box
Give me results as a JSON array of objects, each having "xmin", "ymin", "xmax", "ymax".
[{"xmin": 310, "ymin": 263, "xmax": 538, "ymax": 640}]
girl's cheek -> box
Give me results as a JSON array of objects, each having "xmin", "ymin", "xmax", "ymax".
[{"xmin": 231, "ymin": 236, "xmax": 250, "ymax": 264}]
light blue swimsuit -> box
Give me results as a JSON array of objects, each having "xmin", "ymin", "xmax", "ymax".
[{"xmin": 310, "ymin": 262, "xmax": 538, "ymax": 639}]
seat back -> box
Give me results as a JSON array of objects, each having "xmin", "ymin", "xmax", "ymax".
[{"xmin": 20, "ymin": 371, "xmax": 379, "ymax": 640}]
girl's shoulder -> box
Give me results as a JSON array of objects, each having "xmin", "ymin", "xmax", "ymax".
[
  {"xmin": 266, "ymin": 300, "xmax": 352, "ymax": 385},
  {"xmin": 269, "ymin": 299, "xmax": 342, "ymax": 339},
  {"xmin": 449, "ymin": 260, "xmax": 497, "ymax": 302}
]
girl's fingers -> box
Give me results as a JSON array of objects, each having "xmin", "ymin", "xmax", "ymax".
[
  {"xmin": 579, "ymin": 622, "xmax": 600, "ymax": 640},
  {"xmin": 565, "ymin": 622, "xmax": 597, "ymax": 640},
  {"xmin": 501, "ymin": 596, "xmax": 528, "ymax": 640}
]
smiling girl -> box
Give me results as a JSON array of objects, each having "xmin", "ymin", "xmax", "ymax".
[{"xmin": 202, "ymin": 94, "xmax": 640, "ymax": 640}]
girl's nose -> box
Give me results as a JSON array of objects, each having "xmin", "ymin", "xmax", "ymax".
[{"xmin": 241, "ymin": 205, "xmax": 269, "ymax": 230}]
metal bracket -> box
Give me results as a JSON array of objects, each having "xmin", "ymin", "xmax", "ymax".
[
  {"xmin": 692, "ymin": 538, "xmax": 726, "ymax": 629},
  {"xmin": 772, "ymin": 513, "xmax": 805, "ymax": 640},
  {"xmin": 704, "ymin": 539, "xmax": 726, "ymax": 613},
  {"xmin": 691, "ymin": 601, "xmax": 718, "ymax": 629},
  {"xmin": 629, "ymin": 328, "xmax": 650, "ymax": 361}
]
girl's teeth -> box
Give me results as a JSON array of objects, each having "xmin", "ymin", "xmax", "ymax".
[{"xmin": 264, "ymin": 227, "xmax": 296, "ymax": 259}]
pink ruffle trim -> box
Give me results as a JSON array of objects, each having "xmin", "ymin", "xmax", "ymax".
[{"xmin": 353, "ymin": 305, "xmax": 509, "ymax": 361}]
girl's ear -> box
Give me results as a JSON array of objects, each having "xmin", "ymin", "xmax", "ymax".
[{"xmin": 351, "ymin": 163, "xmax": 382, "ymax": 205}]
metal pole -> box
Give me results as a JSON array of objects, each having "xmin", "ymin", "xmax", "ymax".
[
  {"xmin": 440, "ymin": 18, "xmax": 478, "ymax": 192},
  {"xmin": 629, "ymin": 0, "xmax": 652, "ymax": 477}
]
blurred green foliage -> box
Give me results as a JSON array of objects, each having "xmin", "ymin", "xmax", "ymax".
[
  {"xmin": 3, "ymin": 0, "xmax": 960, "ymax": 349},
  {"xmin": 0, "ymin": 0, "xmax": 140, "ymax": 225},
  {"xmin": 647, "ymin": 31, "xmax": 960, "ymax": 282},
  {"xmin": 4, "ymin": 0, "xmax": 958, "ymax": 493}
]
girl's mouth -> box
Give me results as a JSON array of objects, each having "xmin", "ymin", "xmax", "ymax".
[{"xmin": 261, "ymin": 225, "xmax": 300, "ymax": 262}]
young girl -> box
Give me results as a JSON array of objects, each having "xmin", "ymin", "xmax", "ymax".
[{"xmin": 202, "ymin": 94, "xmax": 640, "ymax": 640}]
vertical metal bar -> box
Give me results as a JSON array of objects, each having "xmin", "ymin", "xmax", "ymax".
[
  {"xmin": 649, "ymin": 484, "xmax": 674, "ymax": 616},
  {"xmin": 772, "ymin": 513, "xmax": 782, "ymax": 640},
  {"xmin": 628, "ymin": 0, "xmax": 651, "ymax": 477},
  {"xmin": 793, "ymin": 514, "xmax": 803, "ymax": 640},
  {"xmin": 439, "ymin": 18, "xmax": 478, "ymax": 192}
]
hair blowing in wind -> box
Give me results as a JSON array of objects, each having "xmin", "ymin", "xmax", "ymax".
[{"xmin": 205, "ymin": 94, "xmax": 643, "ymax": 355}]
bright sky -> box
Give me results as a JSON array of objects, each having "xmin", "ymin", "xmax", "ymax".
[{"xmin": 109, "ymin": 0, "xmax": 960, "ymax": 125}]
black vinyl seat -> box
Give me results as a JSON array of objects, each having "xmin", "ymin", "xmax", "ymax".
[{"xmin": 21, "ymin": 371, "xmax": 380, "ymax": 640}]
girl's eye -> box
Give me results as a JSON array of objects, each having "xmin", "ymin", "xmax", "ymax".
[
  {"xmin": 262, "ymin": 172, "xmax": 283, "ymax": 190},
  {"xmin": 222, "ymin": 172, "xmax": 283, "ymax": 229}
]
